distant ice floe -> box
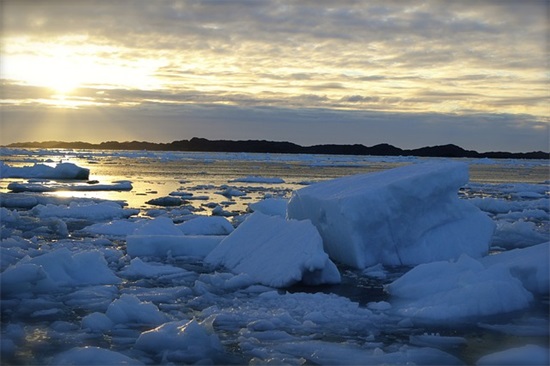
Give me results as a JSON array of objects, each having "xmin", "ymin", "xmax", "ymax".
[
  {"xmin": 0, "ymin": 161, "xmax": 89, "ymax": 180},
  {"xmin": 288, "ymin": 161, "xmax": 495, "ymax": 268},
  {"xmin": 7, "ymin": 180, "xmax": 132, "ymax": 193},
  {"xmin": 229, "ymin": 175, "xmax": 285, "ymax": 184}
]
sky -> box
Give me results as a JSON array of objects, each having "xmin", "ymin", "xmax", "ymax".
[{"xmin": 1, "ymin": 0, "xmax": 548, "ymax": 152}]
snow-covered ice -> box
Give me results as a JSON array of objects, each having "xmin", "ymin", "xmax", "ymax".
[
  {"xmin": 288, "ymin": 161, "xmax": 495, "ymax": 268},
  {"xmin": 0, "ymin": 161, "xmax": 90, "ymax": 180},
  {"xmin": 7, "ymin": 180, "xmax": 132, "ymax": 193},
  {"xmin": 386, "ymin": 254, "xmax": 533, "ymax": 324},
  {"xmin": 205, "ymin": 212, "xmax": 341, "ymax": 287},
  {"xmin": 248, "ymin": 197, "xmax": 288, "ymax": 217}
]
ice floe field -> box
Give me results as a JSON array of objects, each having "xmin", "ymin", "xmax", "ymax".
[{"xmin": 0, "ymin": 148, "xmax": 548, "ymax": 365}]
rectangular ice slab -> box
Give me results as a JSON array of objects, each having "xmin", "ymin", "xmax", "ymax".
[{"xmin": 287, "ymin": 161, "xmax": 495, "ymax": 268}]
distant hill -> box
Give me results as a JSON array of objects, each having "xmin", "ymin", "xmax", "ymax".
[{"xmin": 5, "ymin": 138, "xmax": 549, "ymax": 160}]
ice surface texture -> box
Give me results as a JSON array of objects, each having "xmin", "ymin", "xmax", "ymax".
[
  {"xmin": 287, "ymin": 161, "xmax": 495, "ymax": 268},
  {"xmin": 205, "ymin": 212, "xmax": 341, "ymax": 287}
]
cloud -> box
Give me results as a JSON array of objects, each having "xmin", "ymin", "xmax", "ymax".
[{"xmin": 1, "ymin": 0, "xmax": 548, "ymax": 151}]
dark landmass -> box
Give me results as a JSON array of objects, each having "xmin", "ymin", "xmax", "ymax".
[{"xmin": 5, "ymin": 137, "xmax": 549, "ymax": 160}]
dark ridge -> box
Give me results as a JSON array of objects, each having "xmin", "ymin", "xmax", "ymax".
[{"xmin": 4, "ymin": 138, "xmax": 549, "ymax": 160}]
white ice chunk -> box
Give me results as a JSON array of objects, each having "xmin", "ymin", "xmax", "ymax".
[
  {"xmin": 248, "ymin": 198, "xmax": 288, "ymax": 217},
  {"xmin": 287, "ymin": 161, "xmax": 495, "ymax": 268},
  {"xmin": 50, "ymin": 346, "xmax": 143, "ymax": 365},
  {"xmin": 105, "ymin": 294, "xmax": 167, "ymax": 326},
  {"xmin": 7, "ymin": 180, "xmax": 132, "ymax": 193},
  {"xmin": 492, "ymin": 220, "xmax": 548, "ymax": 249},
  {"xmin": 476, "ymin": 344, "xmax": 549, "ymax": 366},
  {"xmin": 81, "ymin": 219, "xmax": 144, "ymax": 236},
  {"xmin": 135, "ymin": 319, "xmax": 223, "ymax": 363},
  {"xmin": 127, "ymin": 235, "xmax": 224, "ymax": 258},
  {"xmin": 132, "ymin": 216, "xmax": 181, "ymax": 235},
  {"xmin": 386, "ymin": 255, "xmax": 533, "ymax": 324},
  {"xmin": 205, "ymin": 212, "xmax": 341, "ymax": 287},
  {"xmin": 81, "ymin": 312, "xmax": 114, "ymax": 332},
  {"xmin": 1, "ymin": 248, "xmax": 120, "ymax": 294},
  {"xmin": 0, "ymin": 161, "xmax": 89, "ymax": 180},
  {"xmin": 176, "ymin": 216, "xmax": 234, "ymax": 235},
  {"xmin": 32, "ymin": 201, "xmax": 138, "ymax": 220},
  {"xmin": 127, "ymin": 214, "xmax": 224, "ymax": 258},
  {"xmin": 480, "ymin": 242, "xmax": 549, "ymax": 294},
  {"xmin": 119, "ymin": 257, "xmax": 190, "ymax": 278}
]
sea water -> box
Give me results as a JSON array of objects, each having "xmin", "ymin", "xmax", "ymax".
[{"xmin": 0, "ymin": 149, "xmax": 548, "ymax": 365}]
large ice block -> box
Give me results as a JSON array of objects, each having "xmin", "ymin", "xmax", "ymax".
[{"xmin": 287, "ymin": 161, "xmax": 495, "ymax": 268}]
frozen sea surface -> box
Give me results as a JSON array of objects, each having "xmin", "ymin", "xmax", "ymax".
[{"xmin": 0, "ymin": 148, "xmax": 548, "ymax": 365}]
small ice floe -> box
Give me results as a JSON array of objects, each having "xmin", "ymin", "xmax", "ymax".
[
  {"xmin": 105, "ymin": 294, "xmax": 168, "ymax": 326},
  {"xmin": 126, "ymin": 217, "xmax": 224, "ymax": 258},
  {"xmin": 119, "ymin": 257, "xmax": 192, "ymax": 279},
  {"xmin": 288, "ymin": 161, "xmax": 495, "ymax": 268},
  {"xmin": 0, "ymin": 248, "xmax": 120, "ymax": 295},
  {"xmin": 205, "ymin": 212, "xmax": 341, "ymax": 287},
  {"xmin": 386, "ymin": 254, "xmax": 533, "ymax": 325},
  {"xmin": 50, "ymin": 346, "xmax": 143, "ymax": 365},
  {"xmin": 146, "ymin": 196, "xmax": 184, "ymax": 206},
  {"xmin": 135, "ymin": 319, "xmax": 224, "ymax": 364},
  {"xmin": 32, "ymin": 201, "xmax": 138, "ymax": 220},
  {"xmin": 0, "ymin": 161, "xmax": 90, "ymax": 180},
  {"xmin": 229, "ymin": 175, "xmax": 285, "ymax": 184},
  {"xmin": 176, "ymin": 216, "xmax": 234, "ymax": 235},
  {"xmin": 480, "ymin": 241, "xmax": 549, "ymax": 294},
  {"xmin": 492, "ymin": 220, "xmax": 548, "ymax": 249},
  {"xmin": 7, "ymin": 180, "xmax": 132, "ymax": 193},
  {"xmin": 216, "ymin": 185, "xmax": 246, "ymax": 198},
  {"xmin": 476, "ymin": 344, "xmax": 549, "ymax": 366},
  {"xmin": 248, "ymin": 197, "xmax": 288, "ymax": 217}
]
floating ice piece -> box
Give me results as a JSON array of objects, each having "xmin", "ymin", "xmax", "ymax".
[
  {"xmin": 50, "ymin": 346, "xmax": 143, "ymax": 365},
  {"xmin": 81, "ymin": 219, "xmax": 144, "ymax": 237},
  {"xmin": 0, "ymin": 161, "xmax": 89, "ymax": 180},
  {"xmin": 119, "ymin": 257, "xmax": 190, "ymax": 278},
  {"xmin": 7, "ymin": 180, "xmax": 132, "ymax": 193},
  {"xmin": 176, "ymin": 216, "xmax": 234, "ymax": 235},
  {"xmin": 248, "ymin": 198, "xmax": 288, "ymax": 217},
  {"xmin": 127, "ymin": 235, "xmax": 224, "ymax": 258},
  {"xmin": 287, "ymin": 161, "xmax": 495, "ymax": 268},
  {"xmin": 81, "ymin": 312, "xmax": 114, "ymax": 332},
  {"xmin": 105, "ymin": 294, "xmax": 167, "ymax": 326},
  {"xmin": 386, "ymin": 255, "xmax": 533, "ymax": 324},
  {"xmin": 492, "ymin": 220, "xmax": 548, "ymax": 249},
  {"xmin": 32, "ymin": 201, "xmax": 138, "ymax": 220},
  {"xmin": 229, "ymin": 175, "xmax": 285, "ymax": 184},
  {"xmin": 205, "ymin": 212, "xmax": 341, "ymax": 287},
  {"xmin": 146, "ymin": 196, "xmax": 184, "ymax": 206},
  {"xmin": 476, "ymin": 344, "xmax": 549, "ymax": 366},
  {"xmin": 216, "ymin": 186, "xmax": 246, "ymax": 198},
  {"xmin": 1, "ymin": 248, "xmax": 120, "ymax": 295},
  {"xmin": 127, "ymin": 217, "xmax": 225, "ymax": 258},
  {"xmin": 135, "ymin": 319, "xmax": 223, "ymax": 364},
  {"xmin": 480, "ymin": 242, "xmax": 549, "ymax": 294}
]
